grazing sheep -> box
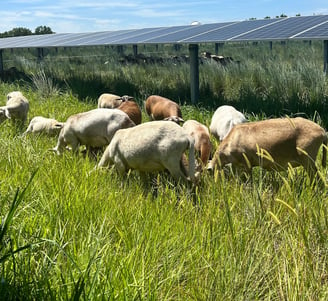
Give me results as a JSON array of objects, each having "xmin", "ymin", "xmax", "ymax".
[
  {"xmin": 24, "ymin": 116, "xmax": 64, "ymax": 136},
  {"xmin": 117, "ymin": 100, "xmax": 142, "ymax": 125},
  {"xmin": 97, "ymin": 121, "xmax": 196, "ymax": 184},
  {"xmin": 210, "ymin": 105, "xmax": 246, "ymax": 141},
  {"xmin": 208, "ymin": 117, "xmax": 327, "ymax": 182},
  {"xmin": 144, "ymin": 95, "xmax": 184, "ymax": 124},
  {"xmin": 97, "ymin": 93, "xmax": 133, "ymax": 109},
  {"xmin": 182, "ymin": 119, "xmax": 212, "ymax": 168},
  {"xmin": 52, "ymin": 108, "xmax": 135, "ymax": 154},
  {"xmin": 0, "ymin": 91, "xmax": 29, "ymax": 124}
]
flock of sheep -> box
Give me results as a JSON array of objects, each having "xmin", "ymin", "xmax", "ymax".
[{"xmin": 1, "ymin": 91, "xmax": 327, "ymax": 186}]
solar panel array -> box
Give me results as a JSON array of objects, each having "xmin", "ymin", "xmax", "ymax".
[{"xmin": 0, "ymin": 15, "xmax": 328, "ymax": 49}]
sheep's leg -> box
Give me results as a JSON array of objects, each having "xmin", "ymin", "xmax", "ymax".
[
  {"xmin": 165, "ymin": 157, "xmax": 189, "ymax": 183},
  {"xmin": 52, "ymin": 135, "xmax": 67, "ymax": 154},
  {"xmin": 301, "ymin": 156, "xmax": 320, "ymax": 185},
  {"xmin": 97, "ymin": 148, "xmax": 111, "ymax": 168},
  {"xmin": 68, "ymin": 137, "xmax": 80, "ymax": 153}
]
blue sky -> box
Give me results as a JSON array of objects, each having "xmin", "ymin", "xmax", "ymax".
[{"xmin": 2, "ymin": 0, "xmax": 328, "ymax": 33}]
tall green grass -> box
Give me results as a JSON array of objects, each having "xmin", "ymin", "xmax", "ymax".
[
  {"xmin": 2, "ymin": 41, "xmax": 328, "ymax": 125},
  {"xmin": 0, "ymin": 83, "xmax": 328, "ymax": 299}
]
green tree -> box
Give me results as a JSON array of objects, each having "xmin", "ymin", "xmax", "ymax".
[
  {"xmin": 1, "ymin": 27, "xmax": 32, "ymax": 37},
  {"xmin": 276, "ymin": 14, "xmax": 288, "ymax": 18},
  {"xmin": 35, "ymin": 26, "xmax": 54, "ymax": 35}
]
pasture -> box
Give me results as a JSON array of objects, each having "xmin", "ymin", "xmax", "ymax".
[{"xmin": 1, "ymin": 41, "xmax": 328, "ymax": 300}]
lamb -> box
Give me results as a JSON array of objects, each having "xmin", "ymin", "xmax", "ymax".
[
  {"xmin": 144, "ymin": 95, "xmax": 184, "ymax": 124},
  {"xmin": 24, "ymin": 116, "xmax": 64, "ymax": 136},
  {"xmin": 209, "ymin": 105, "xmax": 246, "ymax": 141}
]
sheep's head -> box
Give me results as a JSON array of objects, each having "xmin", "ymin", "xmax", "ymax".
[{"xmin": 120, "ymin": 95, "xmax": 134, "ymax": 102}]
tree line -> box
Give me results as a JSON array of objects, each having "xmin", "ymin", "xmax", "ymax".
[{"xmin": 0, "ymin": 26, "xmax": 54, "ymax": 38}]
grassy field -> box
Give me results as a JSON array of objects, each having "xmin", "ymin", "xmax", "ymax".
[{"xmin": 1, "ymin": 41, "xmax": 328, "ymax": 300}]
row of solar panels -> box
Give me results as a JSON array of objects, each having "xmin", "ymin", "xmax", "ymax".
[{"xmin": 1, "ymin": 15, "xmax": 328, "ymax": 49}]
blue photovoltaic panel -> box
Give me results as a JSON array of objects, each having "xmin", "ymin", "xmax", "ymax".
[
  {"xmin": 72, "ymin": 27, "xmax": 164, "ymax": 46},
  {"xmin": 106, "ymin": 25, "xmax": 192, "ymax": 44},
  {"xmin": 294, "ymin": 21, "xmax": 328, "ymax": 39},
  {"xmin": 0, "ymin": 34, "xmax": 52, "ymax": 48},
  {"xmin": 181, "ymin": 18, "xmax": 281, "ymax": 43},
  {"xmin": 232, "ymin": 15, "xmax": 328, "ymax": 41},
  {"xmin": 142, "ymin": 22, "xmax": 236, "ymax": 44},
  {"xmin": 0, "ymin": 32, "xmax": 87, "ymax": 48},
  {"xmin": 54, "ymin": 30, "xmax": 133, "ymax": 46},
  {"xmin": 0, "ymin": 15, "xmax": 328, "ymax": 49},
  {"xmin": 31, "ymin": 33, "xmax": 91, "ymax": 47}
]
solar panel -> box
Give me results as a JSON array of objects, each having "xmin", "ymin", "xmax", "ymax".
[
  {"xmin": 232, "ymin": 15, "xmax": 328, "ymax": 41},
  {"xmin": 181, "ymin": 18, "xmax": 280, "ymax": 43},
  {"xmin": 0, "ymin": 15, "xmax": 328, "ymax": 49},
  {"xmin": 293, "ymin": 20, "xmax": 328, "ymax": 39},
  {"xmin": 142, "ymin": 22, "xmax": 237, "ymax": 44},
  {"xmin": 76, "ymin": 27, "xmax": 167, "ymax": 46},
  {"xmin": 82, "ymin": 26, "xmax": 190, "ymax": 45}
]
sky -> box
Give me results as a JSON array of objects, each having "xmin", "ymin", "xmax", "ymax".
[{"xmin": 1, "ymin": 0, "xmax": 328, "ymax": 34}]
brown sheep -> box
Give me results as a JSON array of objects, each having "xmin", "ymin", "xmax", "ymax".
[
  {"xmin": 117, "ymin": 100, "xmax": 142, "ymax": 125},
  {"xmin": 144, "ymin": 95, "xmax": 184, "ymax": 124}
]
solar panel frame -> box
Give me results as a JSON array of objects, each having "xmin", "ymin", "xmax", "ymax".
[{"xmin": 0, "ymin": 15, "xmax": 328, "ymax": 49}]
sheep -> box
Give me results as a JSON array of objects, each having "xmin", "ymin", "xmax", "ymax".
[
  {"xmin": 144, "ymin": 95, "xmax": 184, "ymax": 124},
  {"xmin": 209, "ymin": 105, "xmax": 246, "ymax": 141},
  {"xmin": 97, "ymin": 121, "xmax": 196, "ymax": 184},
  {"xmin": 52, "ymin": 108, "xmax": 135, "ymax": 154},
  {"xmin": 208, "ymin": 117, "xmax": 327, "ymax": 182},
  {"xmin": 182, "ymin": 119, "xmax": 212, "ymax": 169},
  {"xmin": 24, "ymin": 116, "xmax": 64, "ymax": 136},
  {"xmin": 0, "ymin": 91, "xmax": 29, "ymax": 124},
  {"xmin": 97, "ymin": 93, "xmax": 133, "ymax": 109},
  {"xmin": 117, "ymin": 100, "xmax": 142, "ymax": 125}
]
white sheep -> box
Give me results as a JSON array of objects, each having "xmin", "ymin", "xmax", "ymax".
[
  {"xmin": 0, "ymin": 91, "xmax": 29, "ymax": 124},
  {"xmin": 210, "ymin": 105, "xmax": 246, "ymax": 141}
]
